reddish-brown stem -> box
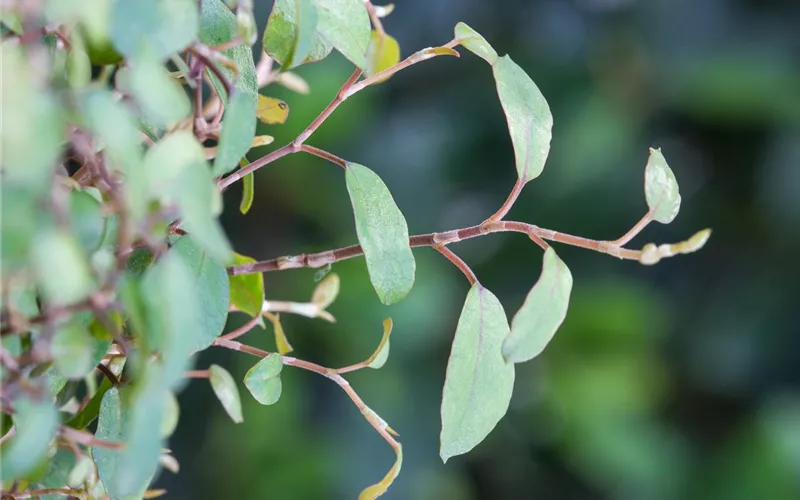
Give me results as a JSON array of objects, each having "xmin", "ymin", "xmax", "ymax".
[
  {"xmin": 188, "ymin": 45, "xmax": 233, "ymax": 99},
  {"xmin": 96, "ymin": 362, "xmax": 120, "ymax": 387},
  {"xmin": 486, "ymin": 178, "xmax": 525, "ymax": 222},
  {"xmin": 293, "ymin": 68, "xmax": 363, "ymax": 147},
  {"xmin": 218, "ymin": 144, "xmax": 295, "ymax": 190},
  {"xmin": 612, "ymin": 210, "xmax": 654, "ymax": 246},
  {"xmin": 8, "ymin": 488, "xmax": 83, "ymax": 499},
  {"xmin": 185, "ymin": 370, "xmax": 210, "ymax": 379},
  {"xmin": 434, "ymin": 246, "xmax": 477, "ymax": 285},
  {"xmin": 300, "ymin": 144, "xmax": 347, "ymax": 169},
  {"xmin": 218, "ymin": 313, "xmax": 263, "ymax": 341},
  {"xmin": 60, "ymin": 426, "xmax": 123, "ymax": 450}
]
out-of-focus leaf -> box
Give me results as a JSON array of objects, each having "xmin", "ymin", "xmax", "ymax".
[
  {"xmin": 265, "ymin": 313, "xmax": 293, "ymax": 355},
  {"xmin": 311, "ymin": 273, "xmax": 340, "ymax": 309},
  {"xmin": 51, "ymin": 320, "xmax": 94, "ymax": 379},
  {"xmin": 67, "ymin": 358, "xmax": 125, "ymax": 429},
  {"xmin": 229, "ymin": 252, "xmax": 265, "ymax": 318},
  {"xmin": 453, "ymin": 22, "xmax": 497, "ymax": 65},
  {"xmin": 256, "ymin": 95, "xmax": 290, "ymax": 124},
  {"xmin": 128, "ymin": 46, "xmax": 191, "ymax": 129},
  {"xmin": 263, "ymin": 0, "xmax": 324, "ymax": 69},
  {"xmin": 493, "ymin": 55, "xmax": 553, "ymax": 183},
  {"xmin": 502, "ymin": 248, "xmax": 573, "ymax": 363},
  {"xmin": 365, "ymin": 30, "xmax": 400, "ymax": 80},
  {"xmin": 213, "ymin": 90, "xmax": 257, "ymax": 176},
  {"xmin": 243, "ymin": 354, "xmax": 283, "ymax": 405},
  {"xmin": 1, "ymin": 185, "xmax": 54, "ymax": 273},
  {"xmin": 37, "ymin": 449, "xmax": 76, "ymax": 499},
  {"xmin": 0, "ymin": 44, "xmax": 63, "ymax": 190},
  {"xmin": 440, "ymin": 284, "xmax": 515, "ymax": 463},
  {"xmin": 644, "ymin": 148, "xmax": 681, "ymax": 224},
  {"xmin": 364, "ymin": 318, "xmax": 392, "ymax": 369},
  {"xmin": 358, "ymin": 443, "xmax": 402, "ymax": 500},
  {"xmin": 240, "ymin": 171, "xmax": 255, "ymax": 214},
  {"xmin": 639, "ymin": 229, "xmax": 712, "ymax": 266},
  {"xmin": 160, "ymin": 392, "xmax": 180, "ymax": 438},
  {"xmin": 209, "ymin": 364, "xmax": 244, "ymax": 423},
  {"xmin": 69, "ymin": 190, "xmax": 105, "ymax": 254},
  {"xmin": 110, "ymin": 0, "xmax": 199, "ymax": 60},
  {"xmin": 345, "ymin": 163, "xmax": 415, "ymax": 305},
  {"xmin": 32, "ymin": 228, "xmax": 95, "ymax": 306},
  {"xmin": 2, "ymin": 396, "xmax": 58, "ymax": 480},
  {"xmin": 314, "ymin": 0, "xmax": 371, "ymax": 70}
]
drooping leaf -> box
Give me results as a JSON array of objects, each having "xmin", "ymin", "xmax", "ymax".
[
  {"xmin": 314, "ymin": 0, "xmax": 371, "ymax": 70},
  {"xmin": 213, "ymin": 90, "xmax": 257, "ymax": 176},
  {"xmin": 229, "ymin": 252, "xmax": 265, "ymax": 318},
  {"xmin": 440, "ymin": 284, "xmax": 515, "ymax": 463},
  {"xmin": 311, "ymin": 272, "xmax": 340, "ymax": 309},
  {"xmin": 243, "ymin": 354, "xmax": 283, "ymax": 405},
  {"xmin": 453, "ymin": 22, "xmax": 497, "ymax": 65},
  {"xmin": 1, "ymin": 396, "xmax": 58, "ymax": 480},
  {"xmin": 644, "ymin": 148, "xmax": 682, "ymax": 224},
  {"xmin": 209, "ymin": 364, "xmax": 244, "ymax": 423},
  {"xmin": 256, "ymin": 95, "xmax": 290, "ymax": 124},
  {"xmin": 265, "ymin": 313, "xmax": 293, "ymax": 355},
  {"xmin": 239, "ymin": 162, "xmax": 255, "ymax": 214},
  {"xmin": 365, "ymin": 30, "xmax": 400, "ymax": 79},
  {"xmin": 358, "ymin": 443, "xmax": 402, "ymax": 500},
  {"xmin": 51, "ymin": 320, "xmax": 94, "ymax": 379},
  {"xmin": 502, "ymin": 248, "xmax": 573, "ymax": 363},
  {"xmin": 493, "ymin": 55, "xmax": 553, "ymax": 183},
  {"xmin": 110, "ymin": 0, "xmax": 199, "ymax": 61},
  {"xmin": 127, "ymin": 45, "xmax": 191, "ymax": 129},
  {"xmin": 364, "ymin": 318, "xmax": 392, "ymax": 369},
  {"xmin": 32, "ymin": 228, "xmax": 95, "ymax": 306},
  {"xmin": 263, "ymin": 0, "xmax": 324, "ymax": 69},
  {"xmin": 345, "ymin": 163, "xmax": 415, "ymax": 305}
]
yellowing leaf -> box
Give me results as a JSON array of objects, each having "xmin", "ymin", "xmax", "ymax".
[
  {"xmin": 311, "ymin": 273, "xmax": 340, "ymax": 309},
  {"xmin": 364, "ymin": 318, "xmax": 392, "ymax": 369},
  {"xmin": 358, "ymin": 443, "xmax": 402, "ymax": 500},
  {"xmin": 638, "ymin": 229, "xmax": 712, "ymax": 265},
  {"xmin": 365, "ymin": 30, "xmax": 400, "ymax": 80},
  {"xmin": 256, "ymin": 95, "xmax": 290, "ymax": 124},
  {"xmin": 265, "ymin": 312, "xmax": 293, "ymax": 355}
]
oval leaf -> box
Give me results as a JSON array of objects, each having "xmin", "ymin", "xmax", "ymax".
[
  {"xmin": 644, "ymin": 147, "xmax": 682, "ymax": 224},
  {"xmin": 110, "ymin": 0, "xmax": 199, "ymax": 61},
  {"xmin": 502, "ymin": 248, "xmax": 573, "ymax": 363},
  {"xmin": 314, "ymin": 0, "xmax": 371, "ymax": 70},
  {"xmin": 200, "ymin": 0, "xmax": 258, "ymax": 101},
  {"xmin": 263, "ymin": 0, "xmax": 325, "ymax": 69},
  {"xmin": 311, "ymin": 272, "xmax": 340, "ymax": 309},
  {"xmin": 493, "ymin": 55, "xmax": 553, "ymax": 183},
  {"xmin": 229, "ymin": 252, "xmax": 265, "ymax": 318},
  {"xmin": 209, "ymin": 364, "xmax": 244, "ymax": 423},
  {"xmin": 440, "ymin": 284, "xmax": 515, "ymax": 463},
  {"xmin": 2, "ymin": 396, "xmax": 58, "ymax": 480},
  {"xmin": 256, "ymin": 95, "xmax": 290, "ymax": 125},
  {"xmin": 128, "ymin": 46, "xmax": 191, "ymax": 129},
  {"xmin": 345, "ymin": 163, "xmax": 415, "ymax": 305},
  {"xmin": 243, "ymin": 353, "xmax": 283, "ymax": 405},
  {"xmin": 365, "ymin": 30, "xmax": 401, "ymax": 79},
  {"xmin": 213, "ymin": 90, "xmax": 257, "ymax": 176},
  {"xmin": 51, "ymin": 320, "xmax": 94, "ymax": 379},
  {"xmin": 453, "ymin": 22, "xmax": 497, "ymax": 65}
]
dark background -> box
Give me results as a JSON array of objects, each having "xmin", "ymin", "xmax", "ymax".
[{"xmin": 167, "ymin": 1, "xmax": 800, "ymax": 498}]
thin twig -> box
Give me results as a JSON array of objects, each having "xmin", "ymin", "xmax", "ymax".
[
  {"xmin": 612, "ymin": 211, "xmax": 654, "ymax": 246},
  {"xmin": 96, "ymin": 362, "xmax": 120, "ymax": 387},
  {"xmin": 485, "ymin": 178, "xmax": 524, "ymax": 222},
  {"xmin": 7, "ymin": 488, "xmax": 84, "ymax": 499},
  {"xmin": 218, "ymin": 313, "xmax": 263, "ymax": 341},
  {"xmin": 185, "ymin": 370, "xmax": 210, "ymax": 379},
  {"xmin": 433, "ymin": 246, "xmax": 477, "ymax": 285},
  {"xmin": 188, "ymin": 45, "xmax": 234, "ymax": 99},
  {"xmin": 300, "ymin": 145, "xmax": 347, "ymax": 169}
]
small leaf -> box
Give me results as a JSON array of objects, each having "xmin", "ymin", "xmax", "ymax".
[
  {"xmin": 314, "ymin": 0, "xmax": 371, "ymax": 70},
  {"xmin": 493, "ymin": 55, "xmax": 553, "ymax": 183},
  {"xmin": 229, "ymin": 252, "xmax": 264, "ymax": 318},
  {"xmin": 68, "ymin": 189, "xmax": 105, "ymax": 254},
  {"xmin": 209, "ymin": 364, "xmax": 244, "ymax": 423},
  {"xmin": 128, "ymin": 45, "xmax": 191, "ymax": 129},
  {"xmin": 453, "ymin": 22, "xmax": 497, "ymax": 65},
  {"xmin": 345, "ymin": 163, "xmax": 416, "ymax": 305},
  {"xmin": 364, "ymin": 318, "xmax": 392, "ymax": 369},
  {"xmin": 358, "ymin": 443, "xmax": 402, "ymax": 500},
  {"xmin": 32, "ymin": 228, "xmax": 95, "ymax": 306},
  {"xmin": 639, "ymin": 229, "xmax": 712, "ymax": 265},
  {"xmin": 421, "ymin": 46, "xmax": 460, "ymax": 58},
  {"xmin": 263, "ymin": 0, "xmax": 323, "ymax": 69},
  {"xmin": 239, "ymin": 160, "xmax": 255, "ymax": 215},
  {"xmin": 311, "ymin": 272, "xmax": 340, "ymax": 309},
  {"xmin": 502, "ymin": 248, "xmax": 573, "ymax": 363},
  {"xmin": 51, "ymin": 320, "xmax": 94, "ymax": 379},
  {"xmin": 38, "ymin": 449, "xmax": 76, "ymax": 494},
  {"xmin": 440, "ymin": 284, "xmax": 515, "ymax": 463},
  {"xmin": 365, "ymin": 30, "xmax": 400, "ymax": 79},
  {"xmin": 644, "ymin": 147, "xmax": 682, "ymax": 224},
  {"xmin": 200, "ymin": 0, "xmax": 258, "ymax": 101},
  {"xmin": 265, "ymin": 313, "xmax": 294, "ymax": 355},
  {"xmin": 243, "ymin": 354, "xmax": 283, "ymax": 405},
  {"xmin": 110, "ymin": 0, "xmax": 199, "ymax": 60},
  {"xmin": 256, "ymin": 95, "xmax": 290, "ymax": 124},
  {"xmin": 2, "ymin": 396, "xmax": 58, "ymax": 480},
  {"xmin": 213, "ymin": 90, "xmax": 257, "ymax": 176}
]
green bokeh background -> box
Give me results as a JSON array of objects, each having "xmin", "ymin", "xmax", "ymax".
[{"xmin": 165, "ymin": 1, "xmax": 800, "ymax": 498}]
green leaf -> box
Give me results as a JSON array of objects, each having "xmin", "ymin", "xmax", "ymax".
[
  {"xmin": 243, "ymin": 354, "xmax": 283, "ymax": 405},
  {"xmin": 110, "ymin": 0, "xmax": 199, "ymax": 60},
  {"xmin": 69, "ymin": 190, "xmax": 105, "ymax": 254},
  {"xmin": 32, "ymin": 228, "xmax": 95, "ymax": 306},
  {"xmin": 209, "ymin": 364, "xmax": 244, "ymax": 423},
  {"xmin": 171, "ymin": 235, "xmax": 230, "ymax": 349},
  {"xmin": 212, "ymin": 90, "xmax": 257, "ymax": 176},
  {"xmin": 2, "ymin": 396, "xmax": 58, "ymax": 480},
  {"xmin": 345, "ymin": 163, "xmax": 415, "ymax": 305},
  {"xmin": 440, "ymin": 284, "xmax": 515, "ymax": 463},
  {"xmin": 493, "ymin": 55, "xmax": 553, "ymax": 183},
  {"xmin": 66, "ymin": 357, "xmax": 125, "ymax": 429},
  {"xmin": 160, "ymin": 391, "xmax": 180, "ymax": 438},
  {"xmin": 263, "ymin": 0, "xmax": 324, "ymax": 69},
  {"xmin": 127, "ymin": 46, "xmax": 191, "ymax": 129},
  {"xmin": 502, "ymin": 248, "xmax": 573, "ymax": 363},
  {"xmin": 644, "ymin": 147, "xmax": 682, "ymax": 224},
  {"xmin": 359, "ymin": 443, "xmax": 402, "ymax": 500},
  {"xmin": 240, "ymin": 170, "xmax": 255, "ymax": 214},
  {"xmin": 37, "ymin": 449, "xmax": 76, "ymax": 498},
  {"xmin": 199, "ymin": 0, "xmax": 258, "ymax": 101},
  {"xmin": 51, "ymin": 320, "xmax": 94, "ymax": 379},
  {"xmin": 314, "ymin": 0, "xmax": 371, "ymax": 70},
  {"xmin": 229, "ymin": 252, "xmax": 265, "ymax": 318},
  {"xmin": 453, "ymin": 22, "xmax": 497, "ymax": 65},
  {"xmin": 1, "ymin": 185, "xmax": 54, "ymax": 273},
  {"xmin": 364, "ymin": 318, "xmax": 392, "ymax": 369},
  {"xmin": 365, "ymin": 30, "xmax": 400, "ymax": 79},
  {"xmin": 0, "ymin": 44, "xmax": 63, "ymax": 190}
]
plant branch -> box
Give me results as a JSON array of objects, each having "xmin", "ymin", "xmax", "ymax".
[
  {"xmin": 185, "ymin": 370, "xmax": 210, "ymax": 379},
  {"xmin": 612, "ymin": 210, "xmax": 654, "ymax": 246},
  {"xmin": 218, "ymin": 313, "xmax": 263, "ymax": 341},
  {"xmin": 433, "ymin": 246, "xmax": 477, "ymax": 285},
  {"xmin": 188, "ymin": 44, "xmax": 233, "ymax": 99},
  {"xmin": 217, "ymin": 143, "xmax": 295, "ymax": 190},
  {"xmin": 485, "ymin": 178, "xmax": 524, "ymax": 222},
  {"xmin": 6, "ymin": 488, "xmax": 84, "ymax": 499},
  {"xmin": 300, "ymin": 144, "xmax": 347, "ymax": 169}
]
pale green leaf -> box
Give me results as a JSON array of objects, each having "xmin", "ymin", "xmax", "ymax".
[
  {"xmin": 110, "ymin": 0, "xmax": 199, "ymax": 60},
  {"xmin": 160, "ymin": 391, "xmax": 180, "ymax": 438},
  {"xmin": 37, "ymin": 449, "xmax": 76, "ymax": 498},
  {"xmin": 502, "ymin": 248, "xmax": 573, "ymax": 363},
  {"xmin": 32, "ymin": 228, "xmax": 95, "ymax": 306},
  {"xmin": 311, "ymin": 272, "xmax": 340, "ymax": 309},
  {"xmin": 229, "ymin": 252, "xmax": 265, "ymax": 318},
  {"xmin": 51, "ymin": 320, "xmax": 94, "ymax": 379},
  {"xmin": 345, "ymin": 163, "xmax": 415, "ymax": 305},
  {"xmin": 128, "ymin": 46, "xmax": 191, "ymax": 129},
  {"xmin": 69, "ymin": 190, "xmax": 105, "ymax": 254},
  {"xmin": 263, "ymin": 0, "xmax": 325, "ymax": 69},
  {"xmin": 365, "ymin": 30, "xmax": 400, "ymax": 79},
  {"xmin": 213, "ymin": 90, "xmax": 257, "ymax": 176},
  {"xmin": 644, "ymin": 147, "xmax": 682, "ymax": 224},
  {"xmin": 243, "ymin": 354, "xmax": 283, "ymax": 405},
  {"xmin": 1, "ymin": 396, "xmax": 58, "ymax": 480},
  {"xmin": 358, "ymin": 443, "xmax": 402, "ymax": 500},
  {"xmin": 493, "ymin": 55, "xmax": 553, "ymax": 183},
  {"xmin": 209, "ymin": 364, "xmax": 244, "ymax": 423},
  {"xmin": 364, "ymin": 318, "xmax": 392, "ymax": 369},
  {"xmin": 440, "ymin": 284, "xmax": 515, "ymax": 463},
  {"xmin": 93, "ymin": 388, "xmax": 124, "ymax": 496},
  {"xmin": 143, "ymin": 130, "xmax": 206, "ymax": 196},
  {"xmin": 453, "ymin": 22, "xmax": 497, "ymax": 65},
  {"xmin": 239, "ymin": 159, "xmax": 255, "ymax": 214},
  {"xmin": 314, "ymin": 0, "xmax": 371, "ymax": 70}
]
